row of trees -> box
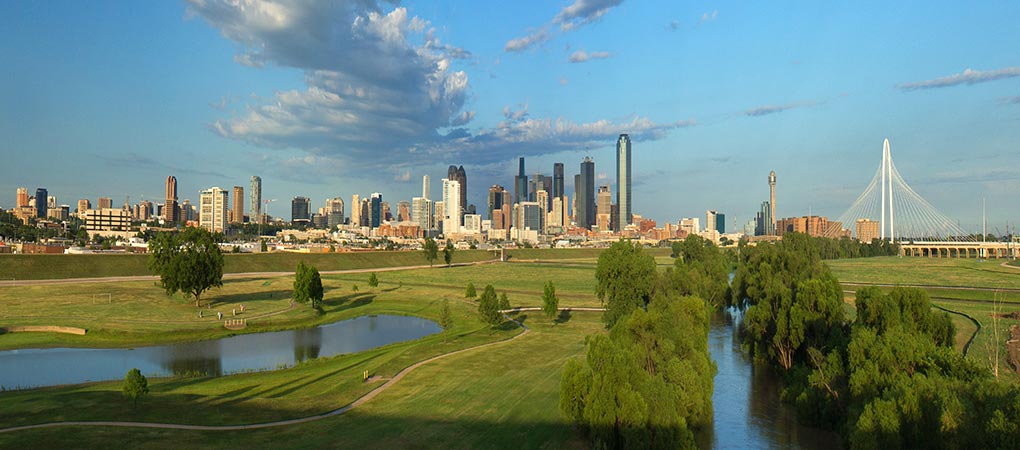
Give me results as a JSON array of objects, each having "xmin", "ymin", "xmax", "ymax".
[
  {"xmin": 731, "ymin": 232, "xmax": 1020, "ymax": 449},
  {"xmin": 561, "ymin": 238, "xmax": 722, "ymax": 449}
]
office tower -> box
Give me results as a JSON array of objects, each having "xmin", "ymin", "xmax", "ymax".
[
  {"xmin": 447, "ymin": 165, "xmax": 467, "ymax": 224},
  {"xmin": 97, "ymin": 197, "xmax": 112, "ymax": 210},
  {"xmin": 755, "ymin": 201, "xmax": 773, "ymax": 236},
  {"xmin": 442, "ymin": 178, "xmax": 461, "ymax": 235},
  {"xmin": 515, "ymin": 202, "xmax": 542, "ymax": 232},
  {"xmin": 291, "ymin": 196, "xmax": 311, "ymax": 223},
  {"xmin": 231, "ymin": 186, "xmax": 244, "ymax": 223},
  {"xmin": 360, "ymin": 198, "xmax": 370, "ymax": 227},
  {"xmin": 514, "ymin": 157, "xmax": 528, "ymax": 206},
  {"xmin": 350, "ymin": 194, "xmax": 361, "ymax": 227},
  {"xmin": 679, "ymin": 218, "xmax": 701, "ymax": 235},
  {"xmin": 706, "ymin": 210, "xmax": 720, "ymax": 234},
  {"xmin": 16, "ymin": 187, "xmax": 29, "ymax": 208},
  {"xmin": 553, "ymin": 163, "xmax": 564, "ymax": 201},
  {"xmin": 487, "ymin": 185, "xmax": 507, "ymax": 221},
  {"xmin": 716, "ymin": 213, "xmax": 726, "ymax": 233},
  {"xmin": 577, "ymin": 157, "xmax": 595, "ymax": 230},
  {"xmin": 199, "ymin": 187, "xmax": 228, "ymax": 232},
  {"xmin": 768, "ymin": 171, "xmax": 777, "ymax": 235},
  {"xmin": 536, "ymin": 190, "xmax": 549, "ymax": 224},
  {"xmin": 48, "ymin": 196, "xmax": 57, "ymax": 209},
  {"xmin": 249, "ymin": 176, "xmax": 262, "ymax": 224},
  {"xmin": 34, "ymin": 188, "xmax": 47, "ymax": 219},
  {"xmin": 616, "ymin": 134, "xmax": 632, "ymax": 228},
  {"xmin": 434, "ymin": 200, "xmax": 444, "ymax": 230},
  {"xmin": 549, "ymin": 195, "xmax": 567, "ymax": 231},
  {"xmin": 597, "ymin": 185, "xmax": 612, "ymax": 231},
  {"xmin": 412, "ymin": 197, "xmax": 433, "ymax": 231},
  {"xmin": 370, "ymin": 193, "xmax": 382, "ymax": 228},
  {"xmin": 165, "ymin": 175, "xmax": 179, "ymax": 223},
  {"xmin": 396, "ymin": 200, "xmax": 410, "ymax": 222},
  {"xmin": 325, "ymin": 197, "xmax": 345, "ymax": 228},
  {"xmin": 463, "ymin": 214, "xmax": 482, "ymax": 234}
]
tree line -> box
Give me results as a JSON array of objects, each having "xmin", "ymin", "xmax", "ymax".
[
  {"xmin": 731, "ymin": 232, "xmax": 1020, "ymax": 449},
  {"xmin": 560, "ymin": 237, "xmax": 724, "ymax": 449}
]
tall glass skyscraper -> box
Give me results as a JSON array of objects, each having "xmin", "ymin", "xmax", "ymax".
[
  {"xmin": 250, "ymin": 176, "xmax": 262, "ymax": 223},
  {"xmin": 577, "ymin": 157, "xmax": 595, "ymax": 230},
  {"xmin": 514, "ymin": 157, "xmax": 527, "ymax": 206},
  {"xmin": 553, "ymin": 162, "xmax": 564, "ymax": 201},
  {"xmin": 616, "ymin": 134, "xmax": 632, "ymax": 229},
  {"xmin": 35, "ymin": 188, "xmax": 48, "ymax": 219}
]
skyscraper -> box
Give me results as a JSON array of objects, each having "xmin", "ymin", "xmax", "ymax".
[
  {"xmin": 577, "ymin": 157, "xmax": 596, "ymax": 230},
  {"xmin": 442, "ymin": 178, "xmax": 461, "ymax": 235},
  {"xmin": 768, "ymin": 171, "xmax": 777, "ymax": 235},
  {"xmin": 448, "ymin": 165, "xmax": 467, "ymax": 224},
  {"xmin": 616, "ymin": 134, "xmax": 632, "ymax": 229},
  {"xmin": 165, "ymin": 175, "xmax": 178, "ymax": 223},
  {"xmin": 412, "ymin": 197, "xmax": 433, "ymax": 232},
  {"xmin": 35, "ymin": 188, "xmax": 47, "ymax": 219},
  {"xmin": 597, "ymin": 185, "xmax": 612, "ymax": 232},
  {"xmin": 397, "ymin": 200, "xmax": 411, "ymax": 222},
  {"xmin": 250, "ymin": 176, "xmax": 262, "ymax": 224},
  {"xmin": 199, "ymin": 187, "xmax": 228, "ymax": 232},
  {"xmin": 325, "ymin": 197, "xmax": 344, "ymax": 228},
  {"xmin": 514, "ymin": 157, "xmax": 527, "ymax": 206},
  {"xmin": 232, "ymin": 186, "xmax": 244, "ymax": 223},
  {"xmin": 16, "ymin": 187, "xmax": 29, "ymax": 208},
  {"xmin": 370, "ymin": 193, "xmax": 382, "ymax": 228},
  {"xmin": 350, "ymin": 194, "xmax": 361, "ymax": 226},
  {"xmin": 291, "ymin": 196, "xmax": 311, "ymax": 223},
  {"xmin": 487, "ymin": 185, "xmax": 507, "ymax": 221},
  {"xmin": 97, "ymin": 197, "xmax": 113, "ymax": 210},
  {"xmin": 553, "ymin": 163, "xmax": 564, "ymax": 201},
  {"xmin": 422, "ymin": 175, "xmax": 430, "ymax": 199}
]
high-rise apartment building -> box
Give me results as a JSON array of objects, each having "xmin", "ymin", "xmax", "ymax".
[
  {"xmin": 370, "ymin": 193, "xmax": 382, "ymax": 228},
  {"xmin": 35, "ymin": 188, "xmax": 48, "ymax": 219},
  {"xmin": 577, "ymin": 157, "xmax": 595, "ymax": 230},
  {"xmin": 412, "ymin": 197, "xmax": 433, "ymax": 232},
  {"xmin": 350, "ymin": 194, "xmax": 361, "ymax": 227},
  {"xmin": 856, "ymin": 218, "xmax": 880, "ymax": 243},
  {"xmin": 397, "ymin": 200, "xmax": 411, "ymax": 222},
  {"xmin": 199, "ymin": 187, "xmax": 228, "ymax": 233},
  {"xmin": 249, "ymin": 176, "xmax": 262, "ymax": 224},
  {"xmin": 442, "ymin": 179, "xmax": 461, "ymax": 235},
  {"xmin": 231, "ymin": 186, "xmax": 244, "ymax": 223},
  {"xmin": 77, "ymin": 199, "xmax": 91, "ymax": 216},
  {"xmin": 535, "ymin": 190, "xmax": 549, "ymax": 225},
  {"xmin": 291, "ymin": 196, "xmax": 311, "ymax": 223},
  {"xmin": 616, "ymin": 134, "xmax": 632, "ymax": 229},
  {"xmin": 514, "ymin": 157, "xmax": 527, "ymax": 206},
  {"xmin": 165, "ymin": 175, "xmax": 179, "ymax": 223}
]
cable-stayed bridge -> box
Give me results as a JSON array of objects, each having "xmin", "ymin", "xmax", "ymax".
[{"xmin": 826, "ymin": 139, "xmax": 1018, "ymax": 258}]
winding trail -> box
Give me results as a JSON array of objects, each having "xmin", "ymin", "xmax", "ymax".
[{"xmin": 0, "ymin": 311, "xmax": 535, "ymax": 435}]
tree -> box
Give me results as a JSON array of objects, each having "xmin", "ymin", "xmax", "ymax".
[
  {"xmin": 122, "ymin": 368, "xmax": 149, "ymax": 408},
  {"xmin": 499, "ymin": 292, "xmax": 511, "ymax": 312},
  {"xmin": 465, "ymin": 282, "xmax": 476, "ymax": 298},
  {"xmin": 543, "ymin": 281, "xmax": 560, "ymax": 323},
  {"xmin": 148, "ymin": 227, "xmax": 224, "ymax": 307},
  {"xmin": 423, "ymin": 237, "xmax": 439, "ymax": 266},
  {"xmin": 477, "ymin": 285, "xmax": 502, "ymax": 331},
  {"xmin": 595, "ymin": 240, "xmax": 657, "ymax": 328},
  {"xmin": 293, "ymin": 262, "xmax": 324, "ymax": 310},
  {"xmin": 368, "ymin": 272, "xmax": 379, "ymax": 287},
  {"xmin": 439, "ymin": 299, "xmax": 454, "ymax": 343},
  {"xmin": 443, "ymin": 240, "xmax": 455, "ymax": 266}
]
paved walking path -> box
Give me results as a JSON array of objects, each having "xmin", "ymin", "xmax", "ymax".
[
  {"xmin": 0, "ymin": 260, "xmax": 497, "ymax": 288},
  {"xmin": 0, "ymin": 310, "xmax": 537, "ymax": 434}
]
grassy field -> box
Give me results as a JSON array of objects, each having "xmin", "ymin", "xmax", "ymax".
[
  {"xmin": 828, "ymin": 256, "xmax": 1020, "ymax": 292},
  {"xmin": 0, "ymin": 249, "xmax": 497, "ymax": 281}
]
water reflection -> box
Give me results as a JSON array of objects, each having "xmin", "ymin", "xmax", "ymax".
[
  {"xmin": 700, "ymin": 308, "xmax": 841, "ymax": 450},
  {"xmin": 0, "ymin": 315, "xmax": 439, "ymax": 389}
]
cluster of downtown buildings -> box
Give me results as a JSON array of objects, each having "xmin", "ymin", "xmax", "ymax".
[{"xmin": 6, "ymin": 133, "xmax": 885, "ymax": 252}]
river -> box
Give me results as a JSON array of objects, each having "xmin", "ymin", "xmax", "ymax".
[{"xmin": 700, "ymin": 308, "xmax": 841, "ymax": 449}]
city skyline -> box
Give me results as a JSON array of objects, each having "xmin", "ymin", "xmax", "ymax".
[{"xmin": 2, "ymin": 2, "xmax": 1019, "ymax": 230}]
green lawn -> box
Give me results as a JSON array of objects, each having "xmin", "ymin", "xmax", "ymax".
[
  {"xmin": 0, "ymin": 249, "xmax": 497, "ymax": 281},
  {"xmin": 0, "ymin": 310, "xmax": 602, "ymax": 449},
  {"xmin": 827, "ymin": 256, "xmax": 1020, "ymax": 291}
]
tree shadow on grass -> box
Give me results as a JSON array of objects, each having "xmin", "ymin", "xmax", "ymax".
[
  {"xmin": 555, "ymin": 310, "xmax": 572, "ymax": 325},
  {"xmin": 211, "ymin": 290, "xmax": 292, "ymax": 307},
  {"xmin": 323, "ymin": 294, "xmax": 375, "ymax": 314},
  {"xmin": 511, "ymin": 314, "xmax": 528, "ymax": 326}
]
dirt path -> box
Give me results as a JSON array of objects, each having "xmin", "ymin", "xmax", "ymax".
[{"xmin": 0, "ymin": 312, "xmax": 532, "ymax": 434}]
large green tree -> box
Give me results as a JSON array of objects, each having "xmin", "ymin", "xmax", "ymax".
[
  {"xmin": 663, "ymin": 235, "xmax": 730, "ymax": 307},
  {"xmin": 293, "ymin": 261, "xmax": 324, "ymax": 310},
  {"xmin": 542, "ymin": 280, "xmax": 559, "ymax": 323},
  {"xmin": 595, "ymin": 240, "xmax": 657, "ymax": 328},
  {"xmin": 422, "ymin": 237, "xmax": 439, "ymax": 266},
  {"xmin": 443, "ymin": 240, "xmax": 455, "ymax": 266},
  {"xmin": 148, "ymin": 227, "xmax": 224, "ymax": 307},
  {"xmin": 477, "ymin": 284, "xmax": 502, "ymax": 330},
  {"xmin": 122, "ymin": 368, "xmax": 149, "ymax": 408}
]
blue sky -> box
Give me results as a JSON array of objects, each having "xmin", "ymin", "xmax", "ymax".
[{"xmin": 2, "ymin": 0, "xmax": 1019, "ymax": 232}]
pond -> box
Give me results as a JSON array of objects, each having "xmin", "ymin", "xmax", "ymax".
[
  {"xmin": 700, "ymin": 308, "xmax": 841, "ymax": 450},
  {"xmin": 0, "ymin": 314, "xmax": 440, "ymax": 389}
]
